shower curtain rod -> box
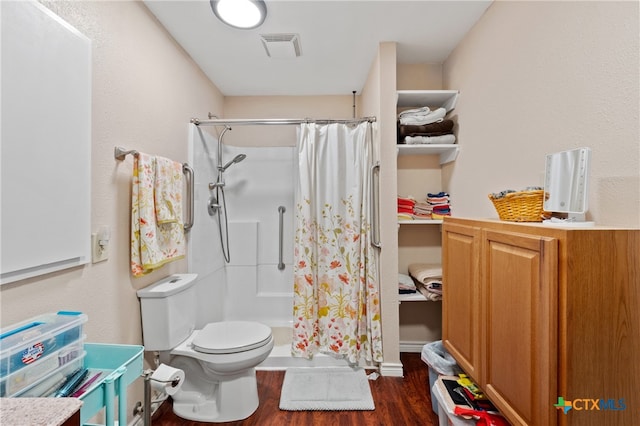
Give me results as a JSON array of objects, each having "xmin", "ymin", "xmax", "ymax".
[{"xmin": 190, "ymin": 116, "xmax": 376, "ymax": 126}]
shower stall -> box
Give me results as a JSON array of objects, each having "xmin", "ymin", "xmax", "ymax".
[{"xmin": 188, "ymin": 124, "xmax": 349, "ymax": 367}]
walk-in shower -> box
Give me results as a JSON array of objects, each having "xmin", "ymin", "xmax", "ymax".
[
  {"xmin": 187, "ymin": 120, "xmax": 372, "ymax": 369},
  {"xmin": 207, "ymin": 126, "xmax": 246, "ymax": 263}
]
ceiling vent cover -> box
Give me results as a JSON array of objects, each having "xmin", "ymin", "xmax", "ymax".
[{"xmin": 260, "ymin": 33, "xmax": 301, "ymax": 59}]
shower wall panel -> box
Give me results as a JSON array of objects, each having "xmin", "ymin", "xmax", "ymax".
[
  {"xmin": 189, "ymin": 127, "xmax": 295, "ymax": 327},
  {"xmin": 223, "ymin": 145, "xmax": 296, "ymax": 326}
]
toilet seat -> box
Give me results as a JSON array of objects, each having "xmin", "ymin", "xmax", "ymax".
[{"xmin": 192, "ymin": 321, "xmax": 272, "ymax": 354}]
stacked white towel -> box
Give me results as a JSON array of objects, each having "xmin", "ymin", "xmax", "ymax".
[
  {"xmin": 405, "ymin": 134, "xmax": 456, "ymax": 145},
  {"xmin": 399, "ymin": 107, "xmax": 447, "ymax": 125}
]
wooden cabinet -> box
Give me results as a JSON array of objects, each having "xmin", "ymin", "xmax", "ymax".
[
  {"xmin": 442, "ymin": 217, "xmax": 640, "ymax": 426},
  {"xmin": 441, "ymin": 221, "xmax": 481, "ymax": 379}
]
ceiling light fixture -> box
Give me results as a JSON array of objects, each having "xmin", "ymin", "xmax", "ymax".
[{"xmin": 210, "ymin": 0, "xmax": 267, "ymax": 30}]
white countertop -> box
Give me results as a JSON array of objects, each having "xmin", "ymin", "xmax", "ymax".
[{"xmin": 0, "ymin": 398, "xmax": 82, "ymax": 426}]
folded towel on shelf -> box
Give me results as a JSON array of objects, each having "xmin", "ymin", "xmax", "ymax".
[
  {"xmin": 399, "ymin": 107, "xmax": 447, "ymax": 125},
  {"xmin": 397, "ymin": 196, "xmax": 416, "ymax": 214},
  {"xmin": 408, "ymin": 263, "xmax": 442, "ymax": 285},
  {"xmin": 131, "ymin": 153, "xmax": 186, "ymax": 277},
  {"xmin": 399, "ymin": 273, "xmax": 417, "ymax": 294},
  {"xmin": 398, "ymin": 120, "xmax": 455, "ymax": 138},
  {"xmin": 427, "ymin": 198, "xmax": 450, "ymax": 205},
  {"xmin": 154, "ymin": 156, "xmax": 184, "ymax": 224},
  {"xmin": 404, "ymin": 134, "xmax": 456, "ymax": 145},
  {"xmin": 397, "ymin": 213, "xmax": 414, "ymax": 221},
  {"xmin": 428, "ymin": 192, "xmax": 449, "ymax": 198},
  {"xmin": 413, "ymin": 200, "xmax": 433, "ymax": 215},
  {"xmin": 398, "ymin": 106, "xmax": 432, "ymax": 118},
  {"xmin": 397, "ymin": 196, "xmax": 416, "ymax": 206},
  {"xmin": 415, "ymin": 281, "xmax": 443, "ymax": 301},
  {"xmin": 426, "ymin": 281, "xmax": 443, "ymax": 295}
]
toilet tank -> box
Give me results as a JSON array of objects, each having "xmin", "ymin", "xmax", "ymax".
[{"xmin": 137, "ymin": 273, "xmax": 198, "ymax": 351}]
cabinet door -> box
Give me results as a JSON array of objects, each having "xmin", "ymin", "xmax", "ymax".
[
  {"xmin": 442, "ymin": 222, "xmax": 481, "ymax": 382},
  {"xmin": 482, "ymin": 230, "xmax": 558, "ymax": 426}
]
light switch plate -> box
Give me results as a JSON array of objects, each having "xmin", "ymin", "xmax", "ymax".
[{"xmin": 91, "ymin": 233, "xmax": 109, "ymax": 263}]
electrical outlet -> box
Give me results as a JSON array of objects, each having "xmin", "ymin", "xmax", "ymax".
[{"xmin": 91, "ymin": 233, "xmax": 109, "ymax": 263}]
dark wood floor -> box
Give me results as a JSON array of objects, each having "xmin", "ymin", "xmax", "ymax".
[{"xmin": 151, "ymin": 353, "xmax": 439, "ymax": 426}]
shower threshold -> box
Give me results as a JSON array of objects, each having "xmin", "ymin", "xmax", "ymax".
[{"xmin": 257, "ymin": 326, "xmax": 376, "ymax": 371}]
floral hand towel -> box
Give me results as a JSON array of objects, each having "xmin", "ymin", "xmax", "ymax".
[
  {"xmin": 131, "ymin": 153, "xmax": 185, "ymax": 276},
  {"xmin": 154, "ymin": 156, "xmax": 184, "ymax": 224}
]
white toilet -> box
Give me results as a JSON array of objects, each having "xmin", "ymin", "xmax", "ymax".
[{"xmin": 137, "ymin": 274, "xmax": 274, "ymax": 422}]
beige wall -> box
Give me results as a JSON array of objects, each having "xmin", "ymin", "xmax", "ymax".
[
  {"xmin": 221, "ymin": 95, "xmax": 354, "ymax": 147},
  {"xmin": 0, "ymin": 0, "xmax": 223, "ymax": 417},
  {"xmin": 397, "ymin": 63, "xmax": 443, "ymax": 91},
  {"xmin": 443, "ymin": 1, "xmax": 640, "ymax": 227}
]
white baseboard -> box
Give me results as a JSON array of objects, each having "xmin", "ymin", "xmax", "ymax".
[
  {"xmin": 379, "ymin": 362, "xmax": 404, "ymax": 377},
  {"xmin": 400, "ymin": 340, "xmax": 435, "ymax": 353}
]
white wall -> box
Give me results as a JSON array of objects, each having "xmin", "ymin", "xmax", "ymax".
[{"xmin": 443, "ymin": 1, "xmax": 639, "ymax": 227}]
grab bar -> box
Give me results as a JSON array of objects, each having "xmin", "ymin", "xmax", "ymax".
[
  {"xmin": 183, "ymin": 163, "xmax": 194, "ymax": 232},
  {"xmin": 370, "ymin": 163, "xmax": 381, "ymax": 248},
  {"xmin": 278, "ymin": 206, "xmax": 286, "ymax": 270}
]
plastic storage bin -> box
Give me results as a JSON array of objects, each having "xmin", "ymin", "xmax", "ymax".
[
  {"xmin": 0, "ymin": 311, "xmax": 87, "ymax": 397},
  {"xmin": 421, "ymin": 341, "xmax": 461, "ymax": 414},
  {"xmin": 2, "ymin": 340, "xmax": 86, "ymax": 397},
  {"xmin": 79, "ymin": 343, "xmax": 144, "ymax": 426},
  {"xmin": 432, "ymin": 378, "xmax": 477, "ymax": 426}
]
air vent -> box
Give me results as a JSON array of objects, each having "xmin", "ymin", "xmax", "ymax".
[{"xmin": 260, "ymin": 33, "xmax": 302, "ymax": 59}]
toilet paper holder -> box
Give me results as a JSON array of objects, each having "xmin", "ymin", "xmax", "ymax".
[{"xmin": 135, "ymin": 367, "xmax": 183, "ymax": 426}]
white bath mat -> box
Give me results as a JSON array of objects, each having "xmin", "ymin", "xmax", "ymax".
[{"xmin": 279, "ymin": 367, "xmax": 375, "ymax": 411}]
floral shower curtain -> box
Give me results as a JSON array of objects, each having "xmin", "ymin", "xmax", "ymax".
[{"xmin": 292, "ymin": 121, "xmax": 383, "ymax": 364}]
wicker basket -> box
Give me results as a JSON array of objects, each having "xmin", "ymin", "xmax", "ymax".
[{"xmin": 488, "ymin": 190, "xmax": 545, "ymax": 222}]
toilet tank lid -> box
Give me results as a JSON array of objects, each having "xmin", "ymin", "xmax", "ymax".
[{"xmin": 136, "ymin": 274, "xmax": 198, "ymax": 298}]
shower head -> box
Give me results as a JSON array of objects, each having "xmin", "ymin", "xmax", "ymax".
[{"xmin": 221, "ymin": 153, "xmax": 247, "ymax": 171}]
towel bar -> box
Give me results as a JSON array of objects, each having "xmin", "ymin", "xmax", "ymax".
[{"xmin": 114, "ymin": 146, "xmax": 194, "ymax": 232}]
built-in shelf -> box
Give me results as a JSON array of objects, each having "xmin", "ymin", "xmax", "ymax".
[
  {"xmin": 397, "ymin": 90, "xmax": 455, "ymax": 308},
  {"xmin": 397, "ymin": 144, "xmax": 459, "ymax": 165},
  {"xmin": 396, "ymin": 90, "xmax": 459, "ymax": 112},
  {"xmin": 396, "ymin": 90, "xmax": 460, "ymax": 164},
  {"xmin": 398, "ymin": 219, "xmax": 443, "ymax": 225},
  {"xmin": 398, "ymin": 292, "xmax": 441, "ymax": 303},
  {"xmin": 399, "ymin": 292, "xmax": 428, "ymax": 302}
]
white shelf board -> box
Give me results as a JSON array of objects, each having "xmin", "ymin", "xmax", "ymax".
[
  {"xmin": 396, "ymin": 90, "xmax": 459, "ymax": 112},
  {"xmin": 396, "ymin": 144, "xmax": 459, "ymax": 164},
  {"xmin": 398, "ymin": 219, "xmax": 443, "ymax": 225},
  {"xmin": 398, "ymin": 292, "xmax": 428, "ymax": 302}
]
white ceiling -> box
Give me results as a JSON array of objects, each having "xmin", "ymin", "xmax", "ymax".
[{"xmin": 143, "ymin": 0, "xmax": 492, "ymax": 96}]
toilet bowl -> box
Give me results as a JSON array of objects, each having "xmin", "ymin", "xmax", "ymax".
[
  {"xmin": 169, "ymin": 322, "xmax": 274, "ymax": 422},
  {"xmin": 137, "ymin": 274, "xmax": 274, "ymax": 423}
]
